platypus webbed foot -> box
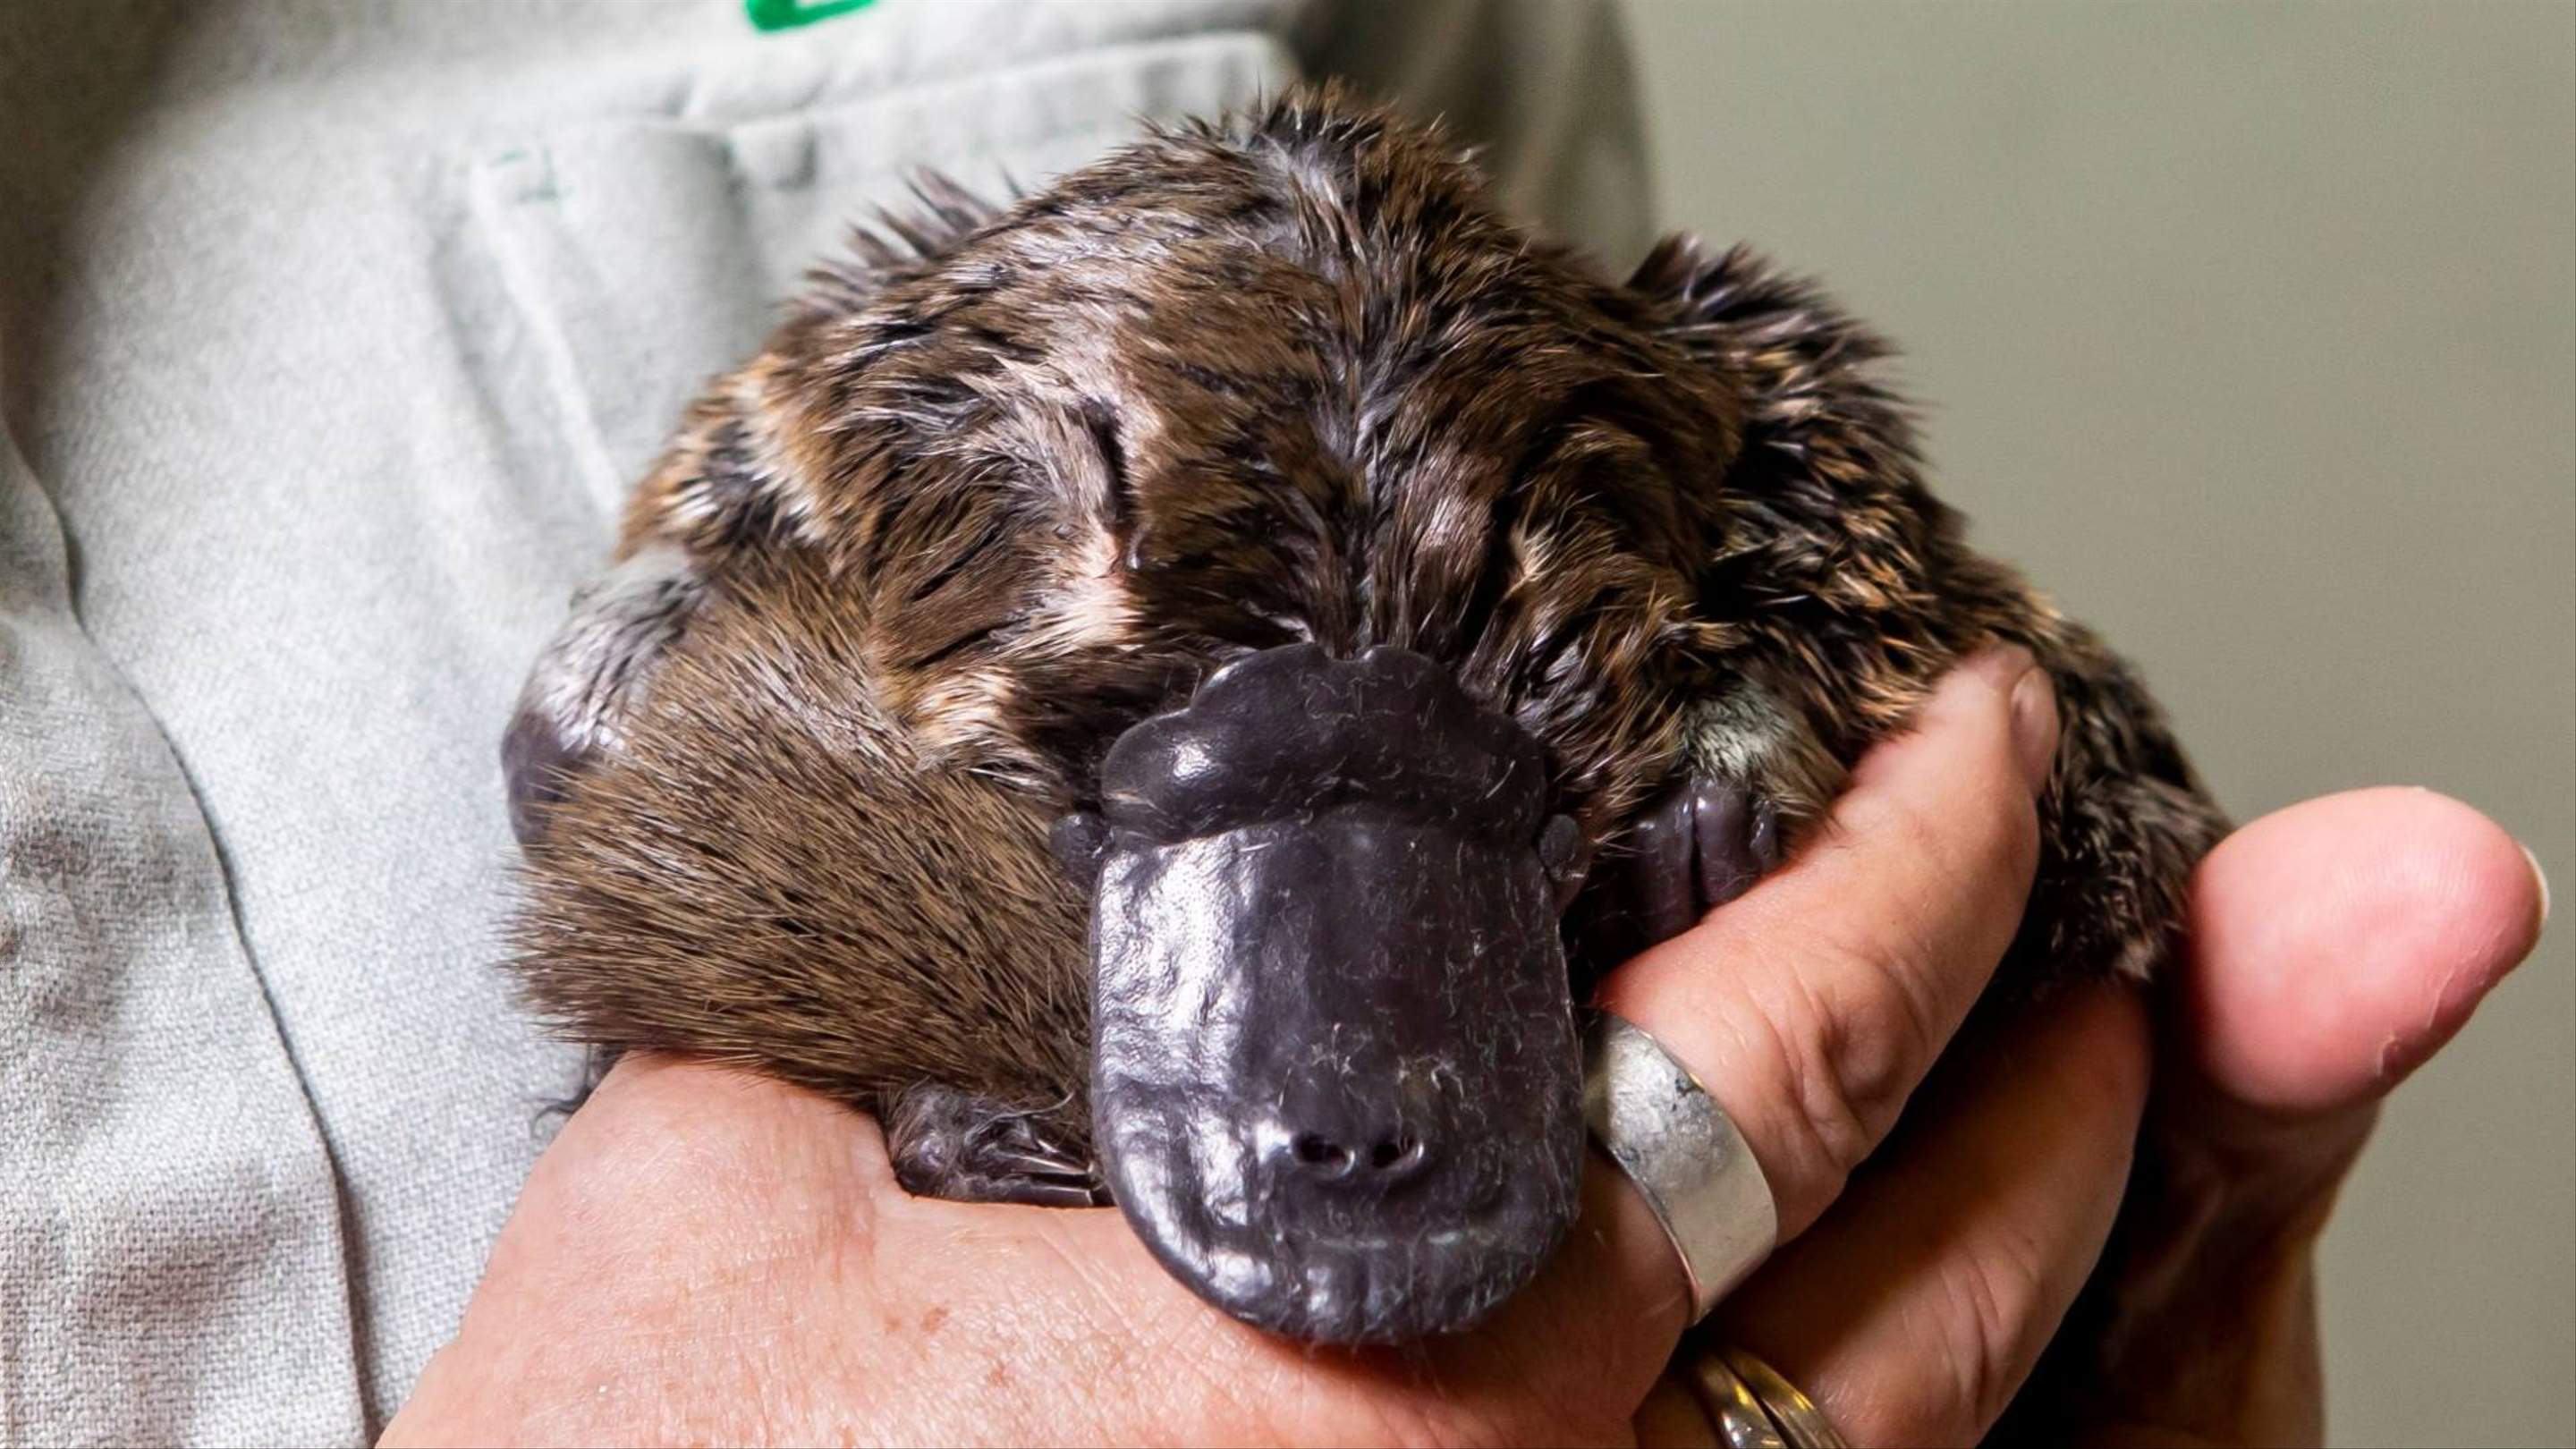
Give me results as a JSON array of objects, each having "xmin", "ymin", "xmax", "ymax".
[{"xmin": 885, "ymin": 1085, "xmax": 1106, "ymax": 1209}]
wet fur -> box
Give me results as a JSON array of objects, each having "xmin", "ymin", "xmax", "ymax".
[{"xmin": 506, "ymin": 87, "xmax": 2224, "ymax": 1167}]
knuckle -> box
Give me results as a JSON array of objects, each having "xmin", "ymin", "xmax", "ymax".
[
  {"xmin": 1777, "ymin": 1001, "xmax": 1877, "ymax": 1191},
  {"xmin": 1940, "ymin": 1227, "xmax": 2053, "ymax": 1435},
  {"xmin": 1809, "ymin": 913, "xmax": 1948, "ymax": 1132},
  {"xmin": 1751, "ymin": 947, "xmax": 1938, "ymax": 1201}
]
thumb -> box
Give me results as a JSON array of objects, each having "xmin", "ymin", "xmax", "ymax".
[
  {"xmin": 1993, "ymin": 790, "xmax": 2546, "ymax": 1448},
  {"xmin": 2173, "ymin": 786, "xmax": 2546, "ymax": 1139}
]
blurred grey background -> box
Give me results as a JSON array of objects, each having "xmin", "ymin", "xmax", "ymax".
[{"xmin": 1618, "ymin": 4, "xmax": 2573, "ymax": 1445}]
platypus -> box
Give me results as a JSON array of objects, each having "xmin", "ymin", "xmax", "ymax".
[{"xmin": 502, "ymin": 87, "xmax": 2225, "ymax": 1345}]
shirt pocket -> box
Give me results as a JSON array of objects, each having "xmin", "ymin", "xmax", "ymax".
[{"xmin": 466, "ymin": 30, "xmax": 1290, "ymax": 520}]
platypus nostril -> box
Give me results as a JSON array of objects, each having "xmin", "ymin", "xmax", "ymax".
[
  {"xmin": 1292, "ymin": 1132, "xmax": 1354, "ymax": 1175},
  {"xmin": 1286, "ymin": 1127, "xmax": 1427, "ymax": 1182},
  {"xmin": 1366, "ymin": 1134, "xmax": 1420, "ymax": 1172}
]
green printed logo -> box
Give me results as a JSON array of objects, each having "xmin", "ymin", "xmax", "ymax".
[{"xmin": 745, "ymin": 0, "xmax": 877, "ymax": 32}]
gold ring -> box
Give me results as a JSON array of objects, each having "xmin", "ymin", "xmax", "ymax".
[
  {"xmin": 1678, "ymin": 1342, "xmax": 1849, "ymax": 1449},
  {"xmin": 1682, "ymin": 1351, "xmax": 1787, "ymax": 1448}
]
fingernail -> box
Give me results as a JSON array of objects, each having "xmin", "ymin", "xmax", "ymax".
[
  {"xmin": 2007, "ymin": 662, "xmax": 2058, "ymax": 793},
  {"xmin": 2523, "ymin": 843, "xmax": 2551, "ymax": 936}
]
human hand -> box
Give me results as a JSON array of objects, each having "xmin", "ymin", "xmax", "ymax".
[
  {"xmin": 1979, "ymin": 787, "xmax": 2549, "ymax": 1447},
  {"xmin": 1662, "ymin": 795, "xmax": 2546, "ymax": 1448}
]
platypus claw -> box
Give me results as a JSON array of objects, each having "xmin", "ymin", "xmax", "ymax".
[{"xmin": 884, "ymin": 1085, "xmax": 1108, "ymax": 1208}]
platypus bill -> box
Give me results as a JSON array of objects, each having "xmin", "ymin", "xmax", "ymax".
[{"xmin": 501, "ymin": 86, "xmax": 2224, "ymax": 1344}]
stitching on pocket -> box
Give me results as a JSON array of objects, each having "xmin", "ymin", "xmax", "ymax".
[{"xmin": 467, "ymin": 152, "xmax": 631, "ymax": 516}]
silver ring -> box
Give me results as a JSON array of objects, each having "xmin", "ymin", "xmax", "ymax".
[{"xmin": 1581, "ymin": 1010, "xmax": 1777, "ymax": 1321}]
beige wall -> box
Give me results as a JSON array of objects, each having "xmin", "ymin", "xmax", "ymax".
[{"xmin": 1621, "ymin": 4, "xmax": 2576, "ymax": 1445}]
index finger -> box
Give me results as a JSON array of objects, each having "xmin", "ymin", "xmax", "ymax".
[{"xmin": 1596, "ymin": 647, "xmax": 2060, "ymax": 1254}]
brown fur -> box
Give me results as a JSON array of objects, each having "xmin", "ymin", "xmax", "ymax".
[
  {"xmin": 513, "ymin": 553, "xmax": 1091, "ymax": 1133},
  {"xmin": 507, "ymin": 86, "xmax": 2225, "ymax": 1157}
]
